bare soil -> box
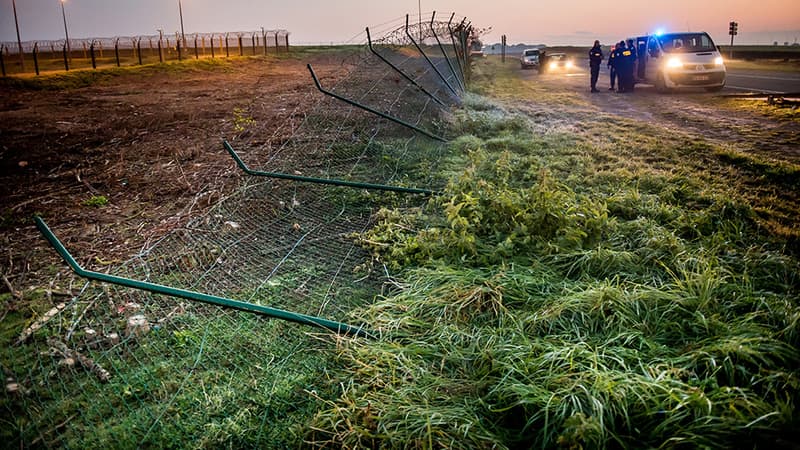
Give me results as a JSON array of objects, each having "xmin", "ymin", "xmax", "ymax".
[{"xmin": 0, "ymin": 53, "xmax": 349, "ymax": 300}]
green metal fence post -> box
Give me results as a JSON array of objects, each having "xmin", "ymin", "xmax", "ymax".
[
  {"xmin": 34, "ymin": 217, "xmax": 373, "ymax": 339},
  {"xmin": 430, "ymin": 11, "xmax": 464, "ymax": 92},
  {"xmin": 33, "ymin": 42, "xmax": 40, "ymax": 75},
  {"xmin": 90, "ymin": 40, "xmax": 97, "ymax": 69},
  {"xmin": 447, "ymin": 14, "xmax": 466, "ymax": 88},
  {"xmin": 405, "ymin": 14, "xmax": 459, "ymax": 98},
  {"xmin": 222, "ymin": 140, "xmax": 437, "ymax": 195},
  {"xmin": 307, "ymin": 64, "xmax": 447, "ymax": 143},
  {"xmin": 366, "ymin": 27, "xmax": 446, "ymax": 107}
]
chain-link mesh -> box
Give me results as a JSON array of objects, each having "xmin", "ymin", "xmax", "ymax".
[{"xmin": 2, "ymin": 16, "xmax": 471, "ymax": 447}]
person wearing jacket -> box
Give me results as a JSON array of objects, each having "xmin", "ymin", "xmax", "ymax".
[
  {"xmin": 588, "ymin": 40, "xmax": 603, "ymax": 93},
  {"xmin": 617, "ymin": 40, "xmax": 631, "ymax": 93},
  {"xmin": 607, "ymin": 43, "xmax": 617, "ymax": 90},
  {"xmin": 624, "ymin": 38, "xmax": 638, "ymax": 92}
]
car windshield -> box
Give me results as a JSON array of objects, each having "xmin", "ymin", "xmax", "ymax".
[
  {"xmin": 549, "ymin": 54, "xmax": 566, "ymax": 60},
  {"xmin": 524, "ymin": 50, "xmax": 539, "ymax": 56},
  {"xmin": 658, "ymin": 33, "xmax": 716, "ymax": 53}
]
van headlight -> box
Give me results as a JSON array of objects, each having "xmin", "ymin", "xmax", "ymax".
[
  {"xmin": 714, "ymin": 56, "xmax": 724, "ymax": 66},
  {"xmin": 549, "ymin": 61, "xmax": 557, "ymax": 69},
  {"xmin": 565, "ymin": 60, "xmax": 574, "ymax": 69},
  {"xmin": 666, "ymin": 57, "xmax": 683, "ymax": 69}
]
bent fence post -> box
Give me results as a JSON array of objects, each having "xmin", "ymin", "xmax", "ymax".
[
  {"xmin": 34, "ymin": 216, "xmax": 372, "ymax": 339},
  {"xmin": 430, "ymin": 12, "xmax": 464, "ymax": 92},
  {"xmin": 447, "ymin": 13, "xmax": 466, "ymax": 89},
  {"xmin": 405, "ymin": 14, "xmax": 459, "ymax": 98},
  {"xmin": 307, "ymin": 64, "xmax": 447, "ymax": 143},
  {"xmin": 366, "ymin": 27, "xmax": 446, "ymax": 107},
  {"xmin": 223, "ymin": 140, "xmax": 436, "ymax": 195}
]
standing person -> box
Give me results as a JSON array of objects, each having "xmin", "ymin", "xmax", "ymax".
[
  {"xmin": 607, "ymin": 43, "xmax": 617, "ymax": 90},
  {"xmin": 588, "ymin": 40, "xmax": 603, "ymax": 93},
  {"xmin": 625, "ymin": 38, "xmax": 638, "ymax": 92},
  {"xmin": 538, "ymin": 50, "xmax": 547, "ymax": 74},
  {"xmin": 617, "ymin": 41, "xmax": 629, "ymax": 93}
]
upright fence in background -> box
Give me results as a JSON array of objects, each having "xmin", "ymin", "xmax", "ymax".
[
  {"xmin": 2, "ymin": 12, "xmax": 481, "ymax": 448},
  {"xmin": 0, "ymin": 29, "xmax": 290, "ymax": 76}
]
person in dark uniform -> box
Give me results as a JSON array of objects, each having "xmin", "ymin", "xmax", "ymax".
[
  {"xmin": 616, "ymin": 40, "xmax": 629, "ymax": 92},
  {"xmin": 625, "ymin": 38, "xmax": 637, "ymax": 92},
  {"xmin": 588, "ymin": 40, "xmax": 603, "ymax": 93},
  {"xmin": 538, "ymin": 50, "xmax": 547, "ymax": 74},
  {"xmin": 607, "ymin": 43, "xmax": 617, "ymax": 90}
]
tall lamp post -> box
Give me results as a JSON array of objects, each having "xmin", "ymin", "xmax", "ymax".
[
  {"xmin": 178, "ymin": 0, "xmax": 186, "ymax": 47},
  {"xmin": 60, "ymin": 0, "xmax": 71, "ymax": 59},
  {"xmin": 418, "ymin": 0, "xmax": 422, "ymax": 42},
  {"xmin": 12, "ymin": 0, "xmax": 24, "ymax": 70}
]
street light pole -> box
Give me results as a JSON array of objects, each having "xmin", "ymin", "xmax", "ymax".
[
  {"xmin": 178, "ymin": 0, "xmax": 186, "ymax": 47},
  {"xmin": 418, "ymin": 0, "xmax": 422, "ymax": 42},
  {"xmin": 12, "ymin": 0, "xmax": 24, "ymax": 70},
  {"xmin": 60, "ymin": 0, "xmax": 71, "ymax": 58}
]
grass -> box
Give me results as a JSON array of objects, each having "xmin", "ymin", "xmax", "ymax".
[
  {"xmin": 306, "ymin": 57, "xmax": 800, "ymax": 448},
  {"xmin": 2, "ymin": 51, "xmax": 798, "ymax": 448},
  {"xmin": 0, "ymin": 57, "xmax": 234, "ymax": 91}
]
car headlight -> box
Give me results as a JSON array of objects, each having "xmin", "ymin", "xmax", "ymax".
[
  {"xmin": 666, "ymin": 57, "xmax": 683, "ymax": 69},
  {"xmin": 549, "ymin": 61, "xmax": 557, "ymax": 69},
  {"xmin": 714, "ymin": 56, "xmax": 724, "ymax": 66},
  {"xmin": 565, "ymin": 60, "xmax": 574, "ymax": 68}
]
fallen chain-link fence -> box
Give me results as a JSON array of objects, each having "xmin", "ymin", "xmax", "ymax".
[{"xmin": 2, "ymin": 13, "xmax": 479, "ymax": 447}]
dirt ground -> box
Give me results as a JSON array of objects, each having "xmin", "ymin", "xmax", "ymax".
[
  {"xmin": 1, "ymin": 53, "xmax": 798, "ymax": 304},
  {"xmin": 519, "ymin": 64, "xmax": 800, "ymax": 164},
  {"xmin": 0, "ymin": 54, "xmax": 349, "ymax": 301}
]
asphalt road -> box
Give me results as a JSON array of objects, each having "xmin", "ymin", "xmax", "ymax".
[
  {"xmin": 723, "ymin": 68, "xmax": 800, "ymax": 94},
  {"xmin": 569, "ymin": 62, "xmax": 800, "ymax": 94}
]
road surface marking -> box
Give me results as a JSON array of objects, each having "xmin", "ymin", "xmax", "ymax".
[
  {"xmin": 727, "ymin": 74, "xmax": 800, "ymax": 82},
  {"xmin": 725, "ymin": 85, "xmax": 783, "ymax": 94}
]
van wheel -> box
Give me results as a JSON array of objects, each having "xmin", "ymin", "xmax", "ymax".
[{"xmin": 655, "ymin": 74, "xmax": 670, "ymax": 93}]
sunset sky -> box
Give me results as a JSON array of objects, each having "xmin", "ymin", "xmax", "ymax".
[{"xmin": 1, "ymin": 0, "xmax": 799, "ymax": 46}]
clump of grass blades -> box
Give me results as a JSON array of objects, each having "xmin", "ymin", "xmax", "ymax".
[{"xmin": 308, "ymin": 87, "xmax": 800, "ymax": 448}]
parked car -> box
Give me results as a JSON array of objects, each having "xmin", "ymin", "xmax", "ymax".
[
  {"xmin": 633, "ymin": 32, "xmax": 726, "ymax": 92},
  {"xmin": 546, "ymin": 53, "xmax": 575, "ymax": 71},
  {"xmin": 520, "ymin": 48, "xmax": 540, "ymax": 69}
]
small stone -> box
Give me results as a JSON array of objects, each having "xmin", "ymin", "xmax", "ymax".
[
  {"xmin": 84, "ymin": 328, "xmax": 97, "ymax": 339},
  {"xmin": 59, "ymin": 358, "xmax": 75, "ymax": 369},
  {"xmin": 125, "ymin": 315, "xmax": 150, "ymax": 338},
  {"xmin": 6, "ymin": 382, "xmax": 20, "ymax": 394},
  {"xmin": 224, "ymin": 221, "xmax": 241, "ymax": 230},
  {"xmin": 107, "ymin": 332, "xmax": 120, "ymax": 345}
]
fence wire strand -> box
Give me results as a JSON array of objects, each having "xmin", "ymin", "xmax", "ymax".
[{"xmin": 2, "ymin": 17, "xmax": 470, "ymax": 448}]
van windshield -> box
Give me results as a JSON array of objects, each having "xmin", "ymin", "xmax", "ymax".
[
  {"xmin": 524, "ymin": 50, "xmax": 539, "ymax": 56},
  {"xmin": 658, "ymin": 33, "xmax": 716, "ymax": 53}
]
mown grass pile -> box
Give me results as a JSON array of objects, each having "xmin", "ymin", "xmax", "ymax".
[{"xmin": 305, "ymin": 60, "xmax": 800, "ymax": 448}]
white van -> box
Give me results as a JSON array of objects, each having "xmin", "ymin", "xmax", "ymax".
[{"xmin": 633, "ymin": 32, "xmax": 726, "ymax": 92}]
